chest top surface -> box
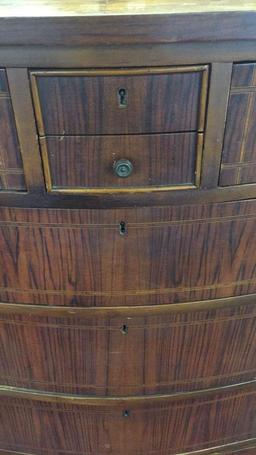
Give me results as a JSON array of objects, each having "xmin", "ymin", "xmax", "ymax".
[{"xmin": 0, "ymin": 0, "xmax": 255, "ymax": 16}]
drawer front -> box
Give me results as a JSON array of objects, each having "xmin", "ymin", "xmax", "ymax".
[
  {"xmin": 41, "ymin": 132, "xmax": 202, "ymax": 192},
  {"xmin": 0, "ymin": 70, "xmax": 26, "ymax": 192},
  {"xmin": 31, "ymin": 66, "xmax": 208, "ymax": 135},
  {"xmin": 1, "ymin": 388, "xmax": 255, "ymax": 455},
  {"xmin": 0, "ymin": 200, "xmax": 256, "ymax": 306},
  {"xmin": 220, "ymin": 63, "xmax": 256, "ymax": 186},
  {"xmin": 1, "ymin": 302, "xmax": 255, "ymax": 396}
]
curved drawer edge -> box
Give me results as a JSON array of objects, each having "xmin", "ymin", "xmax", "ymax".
[
  {"xmin": 0, "ymin": 380, "xmax": 255, "ymax": 406},
  {"xmin": 1, "ymin": 439, "xmax": 256, "ymax": 454},
  {"xmin": 0, "ymin": 292, "xmax": 256, "ymax": 317}
]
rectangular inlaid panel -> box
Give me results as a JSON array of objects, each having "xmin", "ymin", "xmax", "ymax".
[
  {"xmin": 0, "ymin": 200, "xmax": 256, "ymax": 306},
  {"xmin": 220, "ymin": 62, "xmax": 256, "ymax": 186},
  {"xmin": 0, "ymin": 388, "xmax": 255, "ymax": 455},
  {"xmin": 1, "ymin": 302, "xmax": 255, "ymax": 396},
  {"xmin": 30, "ymin": 66, "xmax": 208, "ymax": 135},
  {"xmin": 41, "ymin": 132, "xmax": 202, "ymax": 192},
  {"xmin": 0, "ymin": 70, "xmax": 26, "ymax": 191},
  {"xmin": 0, "ymin": 69, "xmax": 8, "ymax": 93}
]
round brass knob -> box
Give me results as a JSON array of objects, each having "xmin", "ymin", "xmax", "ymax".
[{"xmin": 113, "ymin": 159, "xmax": 133, "ymax": 178}]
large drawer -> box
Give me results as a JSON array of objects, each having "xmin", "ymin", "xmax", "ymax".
[
  {"xmin": 0, "ymin": 386, "xmax": 255, "ymax": 455},
  {"xmin": 30, "ymin": 66, "xmax": 208, "ymax": 136},
  {"xmin": 1, "ymin": 300, "xmax": 255, "ymax": 396},
  {"xmin": 0, "ymin": 200, "xmax": 255, "ymax": 306}
]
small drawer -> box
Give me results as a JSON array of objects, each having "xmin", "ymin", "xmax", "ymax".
[
  {"xmin": 41, "ymin": 132, "xmax": 203, "ymax": 192},
  {"xmin": 1, "ymin": 387, "xmax": 255, "ymax": 455},
  {"xmin": 30, "ymin": 66, "xmax": 208, "ymax": 135},
  {"xmin": 220, "ymin": 62, "xmax": 256, "ymax": 186}
]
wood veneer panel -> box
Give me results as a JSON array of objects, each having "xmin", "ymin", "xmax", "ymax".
[
  {"xmin": 220, "ymin": 63, "xmax": 256, "ymax": 186},
  {"xmin": 0, "ymin": 97, "xmax": 26, "ymax": 192},
  {"xmin": 31, "ymin": 67, "xmax": 207, "ymax": 135},
  {"xmin": 0, "ymin": 12, "xmax": 256, "ymax": 47},
  {"xmin": 0, "ymin": 200, "xmax": 256, "ymax": 306},
  {"xmin": 42, "ymin": 133, "xmax": 199, "ymax": 191},
  {"xmin": 0, "ymin": 387, "xmax": 255, "ymax": 454},
  {"xmin": 0, "ymin": 302, "xmax": 255, "ymax": 396}
]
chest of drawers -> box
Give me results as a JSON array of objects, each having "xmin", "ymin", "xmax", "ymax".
[{"xmin": 0, "ymin": 2, "xmax": 256, "ymax": 455}]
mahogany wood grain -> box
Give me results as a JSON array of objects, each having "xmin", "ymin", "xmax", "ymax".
[
  {"xmin": 0, "ymin": 200, "xmax": 256, "ymax": 306},
  {"xmin": 0, "ymin": 95, "xmax": 26, "ymax": 192},
  {"xmin": 0, "ymin": 12, "xmax": 256, "ymax": 47},
  {"xmin": 0, "ymin": 302, "xmax": 255, "ymax": 396},
  {"xmin": 0, "ymin": 387, "xmax": 255, "ymax": 455},
  {"xmin": 220, "ymin": 63, "xmax": 256, "ymax": 186},
  {"xmin": 42, "ymin": 132, "xmax": 199, "ymax": 191},
  {"xmin": 6, "ymin": 69, "xmax": 45, "ymax": 193},
  {"xmin": 32, "ymin": 68, "xmax": 207, "ymax": 135}
]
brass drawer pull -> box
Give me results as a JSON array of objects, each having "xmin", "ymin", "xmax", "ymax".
[{"xmin": 113, "ymin": 159, "xmax": 133, "ymax": 178}]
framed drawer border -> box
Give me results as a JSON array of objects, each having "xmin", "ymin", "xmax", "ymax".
[{"xmin": 30, "ymin": 66, "xmax": 208, "ymax": 195}]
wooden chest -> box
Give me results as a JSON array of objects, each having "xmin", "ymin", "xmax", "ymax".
[{"xmin": 0, "ymin": 1, "xmax": 256, "ymax": 454}]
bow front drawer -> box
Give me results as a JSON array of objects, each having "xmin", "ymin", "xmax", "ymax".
[{"xmin": 30, "ymin": 66, "xmax": 208, "ymax": 136}]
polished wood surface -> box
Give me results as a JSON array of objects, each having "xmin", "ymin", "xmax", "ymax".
[
  {"xmin": 1, "ymin": 387, "xmax": 255, "ymax": 455},
  {"xmin": 1, "ymin": 301, "xmax": 255, "ymax": 396},
  {"xmin": 42, "ymin": 133, "xmax": 200, "ymax": 191},
  {"xmin": 0, "ymin": 5, "xmax": 256, "ymax": 455},
  {"xmin": 0, "ymin": 200, "xmax": 255, "ymax": 306},
  {"xmin": 220, "ymin": 63, "xmax": 256, "ymax": 186},
  {"xmin": 0, "ymin": 0, "xmax": 256, "ymax": 52},
  {"xmin": 0, "ymin": 0, "xmax": 256, "ymax": 16},
  {"xmin": 0, "ymin": 72, "xmax": 26, "ymax": 191},
  {"xmin": 31, "ymin": 67, "xmax": 207, "ymax": 136}
]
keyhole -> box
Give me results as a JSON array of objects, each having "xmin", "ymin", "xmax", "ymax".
[
  {"xmin": 123, "ymin": 409, "xmax": 130, "ymax": 417},
  {"xmin": 120, "ymin": 324, "xmax": 128, "ymax": 335},
  {"xmin": 119, "ymin": 221, "xmax": 126, "ymax": 236},
  {"xmin": 118, "ymin": 88, "xmax": 127, "ymax": 107}
]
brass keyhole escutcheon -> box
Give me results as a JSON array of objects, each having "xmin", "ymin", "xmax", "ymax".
[
  {"xmin": 118, "ymin": 88, "xmax": 128, "ymax": 107},
  {"xmin": 120, "ymin": 324, "xmax": 128, "ymax": 335},
  {"xmin": 119, "ymin": 221, "xmax": 126, "ymax": 236}
]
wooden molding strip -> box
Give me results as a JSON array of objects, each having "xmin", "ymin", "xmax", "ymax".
[
  {"xmin": 0, "ymin": 380, "xmax": 255, "ymax": 406},
  {"xmin": 0, "ymin": 13, "xmax": 256, "ymax": 46},
  {"xmin": 183, "ymin": 439, "xmax": 256, "ymax": 454},
  {"xmin": 2, "ymin": 183, "xmax": 256, "ymax": 208},
  {"xmin": 1, "ymin": 438, "xmax": 256, "ymax": 455},
  {"xmin": 1, "ymin": 439, "xmax": 256, "ymax": 455},
  {"xmin": 200, "ymin": 62, "xmax": 233, "ymax": 189},
  {"xmin": 0, "ymin": 293, "xmax": 255, "ymax": 318}
]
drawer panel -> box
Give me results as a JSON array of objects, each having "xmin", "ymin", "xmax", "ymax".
[
  {"xmin": 1, "ymin": 387, "xmax": 255, "ymax": 455},
  {"xmin": 41, "ymin": 132, "xmax": 202, "ymax": 192},
  {"xmin": 1, "ymin": 301, "xmax": 255, "ymax": 396},
  {"xmin": 220, "ymin": 63, "xmax": 256, "ymax": 186},
  {"xmin": 0, "ymin": 200, "xmax": 256, "ymax": 306},
  {"xmin": 0, "ymin": 83, "xmax": 26, "ymax": 191},
  {"xmin": 30, "ymin": 66, "xmax": 208, "ymax": 135}
]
